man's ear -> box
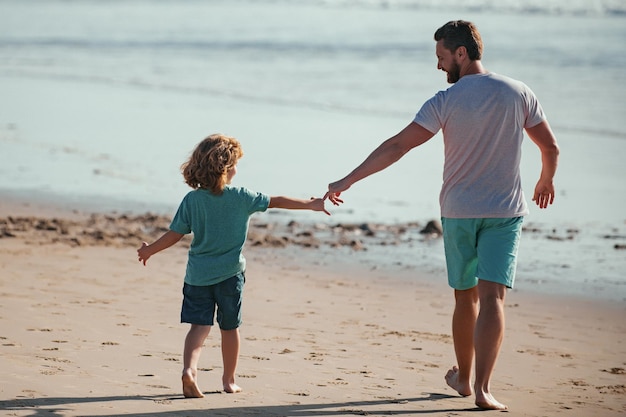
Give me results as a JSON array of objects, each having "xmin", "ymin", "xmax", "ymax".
[{"xmin": 456, "ymin": 46, "xmax": 467, "ymax": 59}]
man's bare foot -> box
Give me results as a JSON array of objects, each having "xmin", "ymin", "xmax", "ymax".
[
  {"xmin": 182, "ymin": 370, "xmax": 204, "ymax": 398},
  {"xmin": 223, "ymin": 381, "xmax": 242, "ymax": 393},
  {"xmin": 445, "ymin": 366, "xmax": 472, "ymax": 397},
  {"xmin": 475, "ymin": 391, "xmax": 508, "ymax": 410}
]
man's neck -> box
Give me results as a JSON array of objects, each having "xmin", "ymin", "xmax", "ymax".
[{"xmin": 461, "ymin": 60, "xmax": 486, "ymax": 78}]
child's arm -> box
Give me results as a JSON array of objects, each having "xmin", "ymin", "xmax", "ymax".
[
  {"xmin": 269, "ymin": 196, "xmax": 333, "ymax": 216},
  {"xmin": 137, "ymin": 230, "xmax": 185, "ymax": 265}
]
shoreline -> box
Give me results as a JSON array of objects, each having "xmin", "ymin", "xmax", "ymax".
[{"xmin": 2, "ymin": 187, "xmax": 625, "ymax": 303}]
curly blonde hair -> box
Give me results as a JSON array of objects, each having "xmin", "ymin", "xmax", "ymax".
[{"xmin": 181, "ymin": 134, "xmax": 243, "ymax": 194}]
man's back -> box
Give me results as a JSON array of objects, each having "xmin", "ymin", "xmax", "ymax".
[{"xmin": 414, "ymin": 72, "xmax": 546, "ymax": 218}]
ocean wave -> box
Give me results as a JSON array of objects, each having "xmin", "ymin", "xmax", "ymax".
[
  {"xmin": 4, "ymin": 0, "xmax": 625, "ymax": 18},
  {"xmin": 302, "ymin": 0, "xmax": 626, "ymax": 17},
  {"xmin": 3, "ymin": 68, "xmax": 625, "ymax": 141},
  {"xmin": 0, "ymin": 37, "xmax": 425, "ymax": 57},
  {"xmin": 0, "ymin": 68, "xmax": 408, "ymax": 117}
]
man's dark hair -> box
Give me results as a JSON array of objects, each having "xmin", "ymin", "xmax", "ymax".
[{"xmin": 434, "ymin": 20, "xmax": 483, "ymax": 60}]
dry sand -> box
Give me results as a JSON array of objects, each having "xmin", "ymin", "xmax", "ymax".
[{"xmin": 0, "ymin": 199, "xmax": 624, "ymax": 417}]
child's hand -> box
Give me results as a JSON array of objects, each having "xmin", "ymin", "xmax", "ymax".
[
  {"xmin": 137, "ymin": 242, "xmax": 151, "ymax": 266},
  {"xmin": 310, "ymin": 197, "xmax": 338, "ymax": 216}
]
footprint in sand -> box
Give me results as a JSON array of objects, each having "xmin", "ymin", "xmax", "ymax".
[{"xmin": 601, "ymin": 367, "xmax": 625, "ymax": 375}]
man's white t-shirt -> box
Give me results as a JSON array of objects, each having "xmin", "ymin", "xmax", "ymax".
[{"xmin": 413, "ymin": 72, "xmax": 546, "ymax": 218}]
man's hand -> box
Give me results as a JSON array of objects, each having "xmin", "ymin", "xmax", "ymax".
[
  {"xmin": 324, "ymin": 179, "xmax": 349, "ymax": 206},
  {"xmin": 532, "ymin": 179, "xmax": 555, "ymax": 209}
]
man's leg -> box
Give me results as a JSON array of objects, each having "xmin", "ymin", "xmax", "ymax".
[
  {"xmin": 474, "ymin": 279, "xmax": 508, "ymax": 410},
  {"xmin": 446, "ymin": 286, "xmax": 478, "ymax": 397}
]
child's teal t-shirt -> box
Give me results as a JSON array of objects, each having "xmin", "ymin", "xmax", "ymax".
[{"xmin": 169, "ymin": 186, "xmax": 270, "ymax": 286}]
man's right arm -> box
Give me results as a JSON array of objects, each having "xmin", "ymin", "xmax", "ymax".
[{"xmin": 326, "ymin": 122, "xmax": 434, "ymax": 203}]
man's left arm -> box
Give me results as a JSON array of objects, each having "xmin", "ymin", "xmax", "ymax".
[{"xmin": 525, "ymin": 120, "xmax": 560, "ymax": 209}]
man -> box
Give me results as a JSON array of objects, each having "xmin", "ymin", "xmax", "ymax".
[{"xmin": 324, "ymin": 20, "xmax": 559, "ymax": 410}]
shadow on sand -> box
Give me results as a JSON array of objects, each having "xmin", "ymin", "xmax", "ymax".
[{"xmin": 1, "ymin": 391, "xmax": 484, "ymax": 416}]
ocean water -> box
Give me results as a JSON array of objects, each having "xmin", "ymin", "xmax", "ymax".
[{"xmin": 1, "ymin": 0, "xmax": 625, "ymax": 300}]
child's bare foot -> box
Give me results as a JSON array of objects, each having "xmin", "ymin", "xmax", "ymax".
[
  {"xmin": 223, "ymin": 380, "xmax": 242, "ymax": 393},
  {"xmin": 445, "ymin": 366, "xmax": 472, "ymax": 397},
  {"xmin": 182, "ymin": 369, "xmax": 204, "ymax": 398},
  {"xmin": 475, "ymin": 391, "xmax": 508, "ymax": 410}
]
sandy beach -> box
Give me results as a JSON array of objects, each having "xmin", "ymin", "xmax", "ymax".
[{"xmin": 0, "ymin": 198, "xmax": 624, "ymax": 417}]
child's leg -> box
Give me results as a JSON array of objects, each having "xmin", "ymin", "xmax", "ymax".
[
  {"xmin": 220, "ymin": 328, "xmax": 242, "ymax": 393},
  {"xmin": 182, "ymin": 324, "xmax": 211, "ymax": 398}
]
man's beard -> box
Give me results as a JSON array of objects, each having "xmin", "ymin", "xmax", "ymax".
[{"xmin": 446, "ymin": 61, "xmax": 461, "ymax": 83}]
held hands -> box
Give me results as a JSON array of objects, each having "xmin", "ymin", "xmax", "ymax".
[
  {"xmin": 310, "ymin": 179, "xmax": 350, "ymax": 215},
  {"xmin": 323, "ymin": 178, "xmax": 348, "ymax": 206}
]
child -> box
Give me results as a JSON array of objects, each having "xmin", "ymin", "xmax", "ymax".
[{"xmin": 137, "ymin": 133, "xmax": 336, "ymax": 398}]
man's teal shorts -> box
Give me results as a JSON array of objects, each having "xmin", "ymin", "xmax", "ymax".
[{"xmin": 441, "ymin": 217, "xmax": 524, "ymax": 290}]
